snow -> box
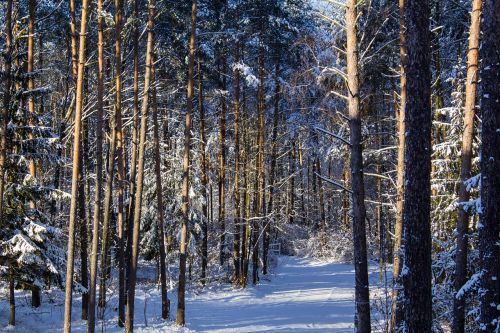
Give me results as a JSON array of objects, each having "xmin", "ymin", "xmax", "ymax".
[{"xmin": 0, "ymin": 257, "xmax": 382, "ymax": 332}]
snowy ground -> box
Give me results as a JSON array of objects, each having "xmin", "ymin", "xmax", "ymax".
[{"xmin": 0, "ymin": 257, "xmax": 386, "ymax": 332}]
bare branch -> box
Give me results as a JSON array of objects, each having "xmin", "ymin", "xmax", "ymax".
[{"xmin": 314, "ymin": 126, "xmax": 351, "ymax": 146}]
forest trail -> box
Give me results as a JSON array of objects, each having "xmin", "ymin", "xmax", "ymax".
[
  {"xmin": 182, "ymin": 256, "xmax": 376, "ymax": 332},
  {"xmin": 0, "ymin": 257, "xmax": 383, "ymax": 333}
]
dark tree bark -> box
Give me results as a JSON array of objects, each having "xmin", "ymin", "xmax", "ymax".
[
  {"xmin": 346, "ymin": 0, "xmax": 371, "ymax": 331},
  {"xmin": 263, "ymin": 60, "xmax": 280, "ymax": 275},
  {"xmin": 218, "ymin": 55, "xmax": 227, "ymax": 267},
  {"xmin": 176, "ymin": 0, "xmax": 196, "ymax": 325},
  {"xmin": 477, "ymin": 0, "xmax": 500, "ymax": 331},
  {"xmin": 400, "ymin": 0, "xmax": 432, "ymax": 331},
  {"xmin": 113, "ymin": 0, "xmax": 127, "ymax": 325},
  {"xmin": 233, "ymin": 40, "xmax": 242, "ymax": 282},
  {"xmin": 253, "ymin": 43, "xmax": 266, "ymax": 286},
  {"xmin": 452, "ymin": 0, "xmax": 482, "ymax": 331},
  {"xmin": 198, "ymin": 54, "xmax": 209, "ymax": 285}
]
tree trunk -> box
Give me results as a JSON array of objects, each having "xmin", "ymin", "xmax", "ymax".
[
  {"xmin": 98, "ymin": 121, "xmax": 116, "ymax": 312},
  {"xmin": 253, "ymin": 43, "xmax": 266, "ymax": 285},
  {"xmin": 9, "ymin": 265, "xmax": 15, "ymax": 326},
  {"xmin": 176, "ymin": 0, "xmax": 196, "ymax": 325},
  {"xmin": 27, "ymin": 0, "xmax": 41, "ymax": 309},
  {"xmin": 113, "ymin": 0, "xmax": 127, "ymax": 325},
  {"xmin": 126, "ymin": 0, "xmax": 140, "ymax": 291},
  {"xmin": 218, "ymin": 54, "xmax": 227, "ymax": 267},
  {"xmin": 63, "ymin": 0, "xmax": 90, "ymax": 330},
  {"xmin": 346, "ymin": 0, "xmax": 371, "ymax": 331},
  {"xmin": 390, "ymin": 0, "xmax": 406, "ymax": 330},
  {"xmin": 151, "ymin": 58, "xmax": 169, "ymax": 320},
  {"xmin": 477, "ymin": 0, "xmax": 500, "ymax": 331},
  {"xmin": 400, "ymin": 0, "xmax": 432, "ymax": 331},
  {"xmin": 125, "ymin": 0, "xmax": 155, "ymax": 330},
  {"xmin": 198, "ymin": 54, "xmax": 209, "ymax": 285},
  {"xmin": 241, "ymin": 114, "xmax": 251, "ymax": 288},
  {"xmin": 263, "ymin": 60, "xmax": 280, "ymax": 275},
  {"xmin": 87, "ymin": 0, "xmax": 105, "ymax": 329},
  {"xmin": 78, "ymin": 130, "xmax": 88, "ymax": 319},
  {"xmin": 176, "ymin": 0, "xmax": 197, "ymax": 320},
  {"xmin": 0, "ymin": 0, "xmax": 13, "ymax": 225},
  {"xmin": 452, "ymin": 0, "xmax": 482, "ymax": 331},
  {"xmin": 232, "ymin": 40, "xmax": 242, "ymax": 282}
]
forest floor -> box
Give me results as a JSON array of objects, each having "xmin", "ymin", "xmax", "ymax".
[{"xmin": 0, "ymin": 256, "xmax": 387, "ymax": 332}]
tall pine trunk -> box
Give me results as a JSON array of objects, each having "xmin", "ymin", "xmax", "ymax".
[
  {"xmin": 198, "ymin": 54, "xmax": 209, "ymax": 284},
  {"xmin": 452, "ymin": 0, "xmax": 482, "ymax": 331},
  {"xmin": 177, "ymin": 0, "xmax": 196, "ymax": 325},
  {"xmin": 63, "ymin": 0, "xmax": 90, "ymax": 331},
  {"xmin": 401, "ymin": 0, "xmax": 432, "ymax": 331},
  {"xmin": 87, "ymin": 0, "xmax": 105, "ymax": 329},
  {"xmin": 263, "ymin": 60, "xmax": 280, "ymax": 275},
  {"xmin": 232, "ymin": 41, "xmax": 242, "ymax": 282},
  {"xmin": 126, "ymin": 0, "xmax": 140, "ymax": 289},
  {"xmin": 125, "ymin": 0, "xmax": 155, "ymax": 330},
  {"xmin": 27, "ymin": 0, "xmax": 41, "ymax": 308},
  {"xmin": 114, "ymin": 0, "xmax": 127, "ymax": 325},
  {"xmin": 253, "ymin": 43, "xmax": 266, "ymax": 285},
  {"xmin": 477, "ymin": 0, "xmax": 500, "ymax": 330},
  {"xmin": 151, "ymin": 59, "xmax": 169, "ymax": 320},
  {"xmin": 346, "ymin": 0, "xmax": 371, "ymax": 331},
  {"xmin": 390, "ymin": 0, "xmax": 406, "ymax": 330}
]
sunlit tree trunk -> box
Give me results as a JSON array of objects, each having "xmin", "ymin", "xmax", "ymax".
[
  {"xmin": 63, "ymin": 0, "xmax": 90, "ymax": 330},
  {"xmin": 346, "ymin": 0, "xmax": 371, "ymax": 331},
  {"xmin": 125, "ymin": 0, "xmax": 155, "ymax": 330},
  {"xmin": 390, "ymin": 0, "xmax": 406, "ymax": 330},
  {"xmin": 87, "ymin": 0, "xmax": 105, "ymax": 329},
  {"xmin": 452, "ymin": 0, "xmax": 482, "ymax": 332}
]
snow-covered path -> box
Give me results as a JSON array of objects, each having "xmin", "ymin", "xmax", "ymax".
[
  {"xmin": 183, "ymin": 256, "xmax": 370, "ymax": 332},
  {"xmin": 1, "ymin": 257, "xmax": 383, "ymax": 332}
]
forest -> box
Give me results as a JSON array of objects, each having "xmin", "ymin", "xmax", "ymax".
[{"xmin": 0, "ymin": 0, "xmax": 499, "ymax": 332}]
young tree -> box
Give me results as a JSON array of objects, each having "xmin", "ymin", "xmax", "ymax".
[
  {"xmin": 63, "ymin": 0, "xmax": 90, "ymax": 331},
  {"xmin": 176, "ymin": 0, "xmax": 196, "ymax": 325},
  {"xmin": 400, "ymin": 0, "xmax": 432, "ymax": 331},
  {"xmin": 477, "ymin": 0, "xmax": 500, "ymax": 331}
]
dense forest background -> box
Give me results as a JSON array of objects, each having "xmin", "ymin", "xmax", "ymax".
[{"xmin": 0, "ymin": 0, "xmax": 498, "ymax": 332}]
